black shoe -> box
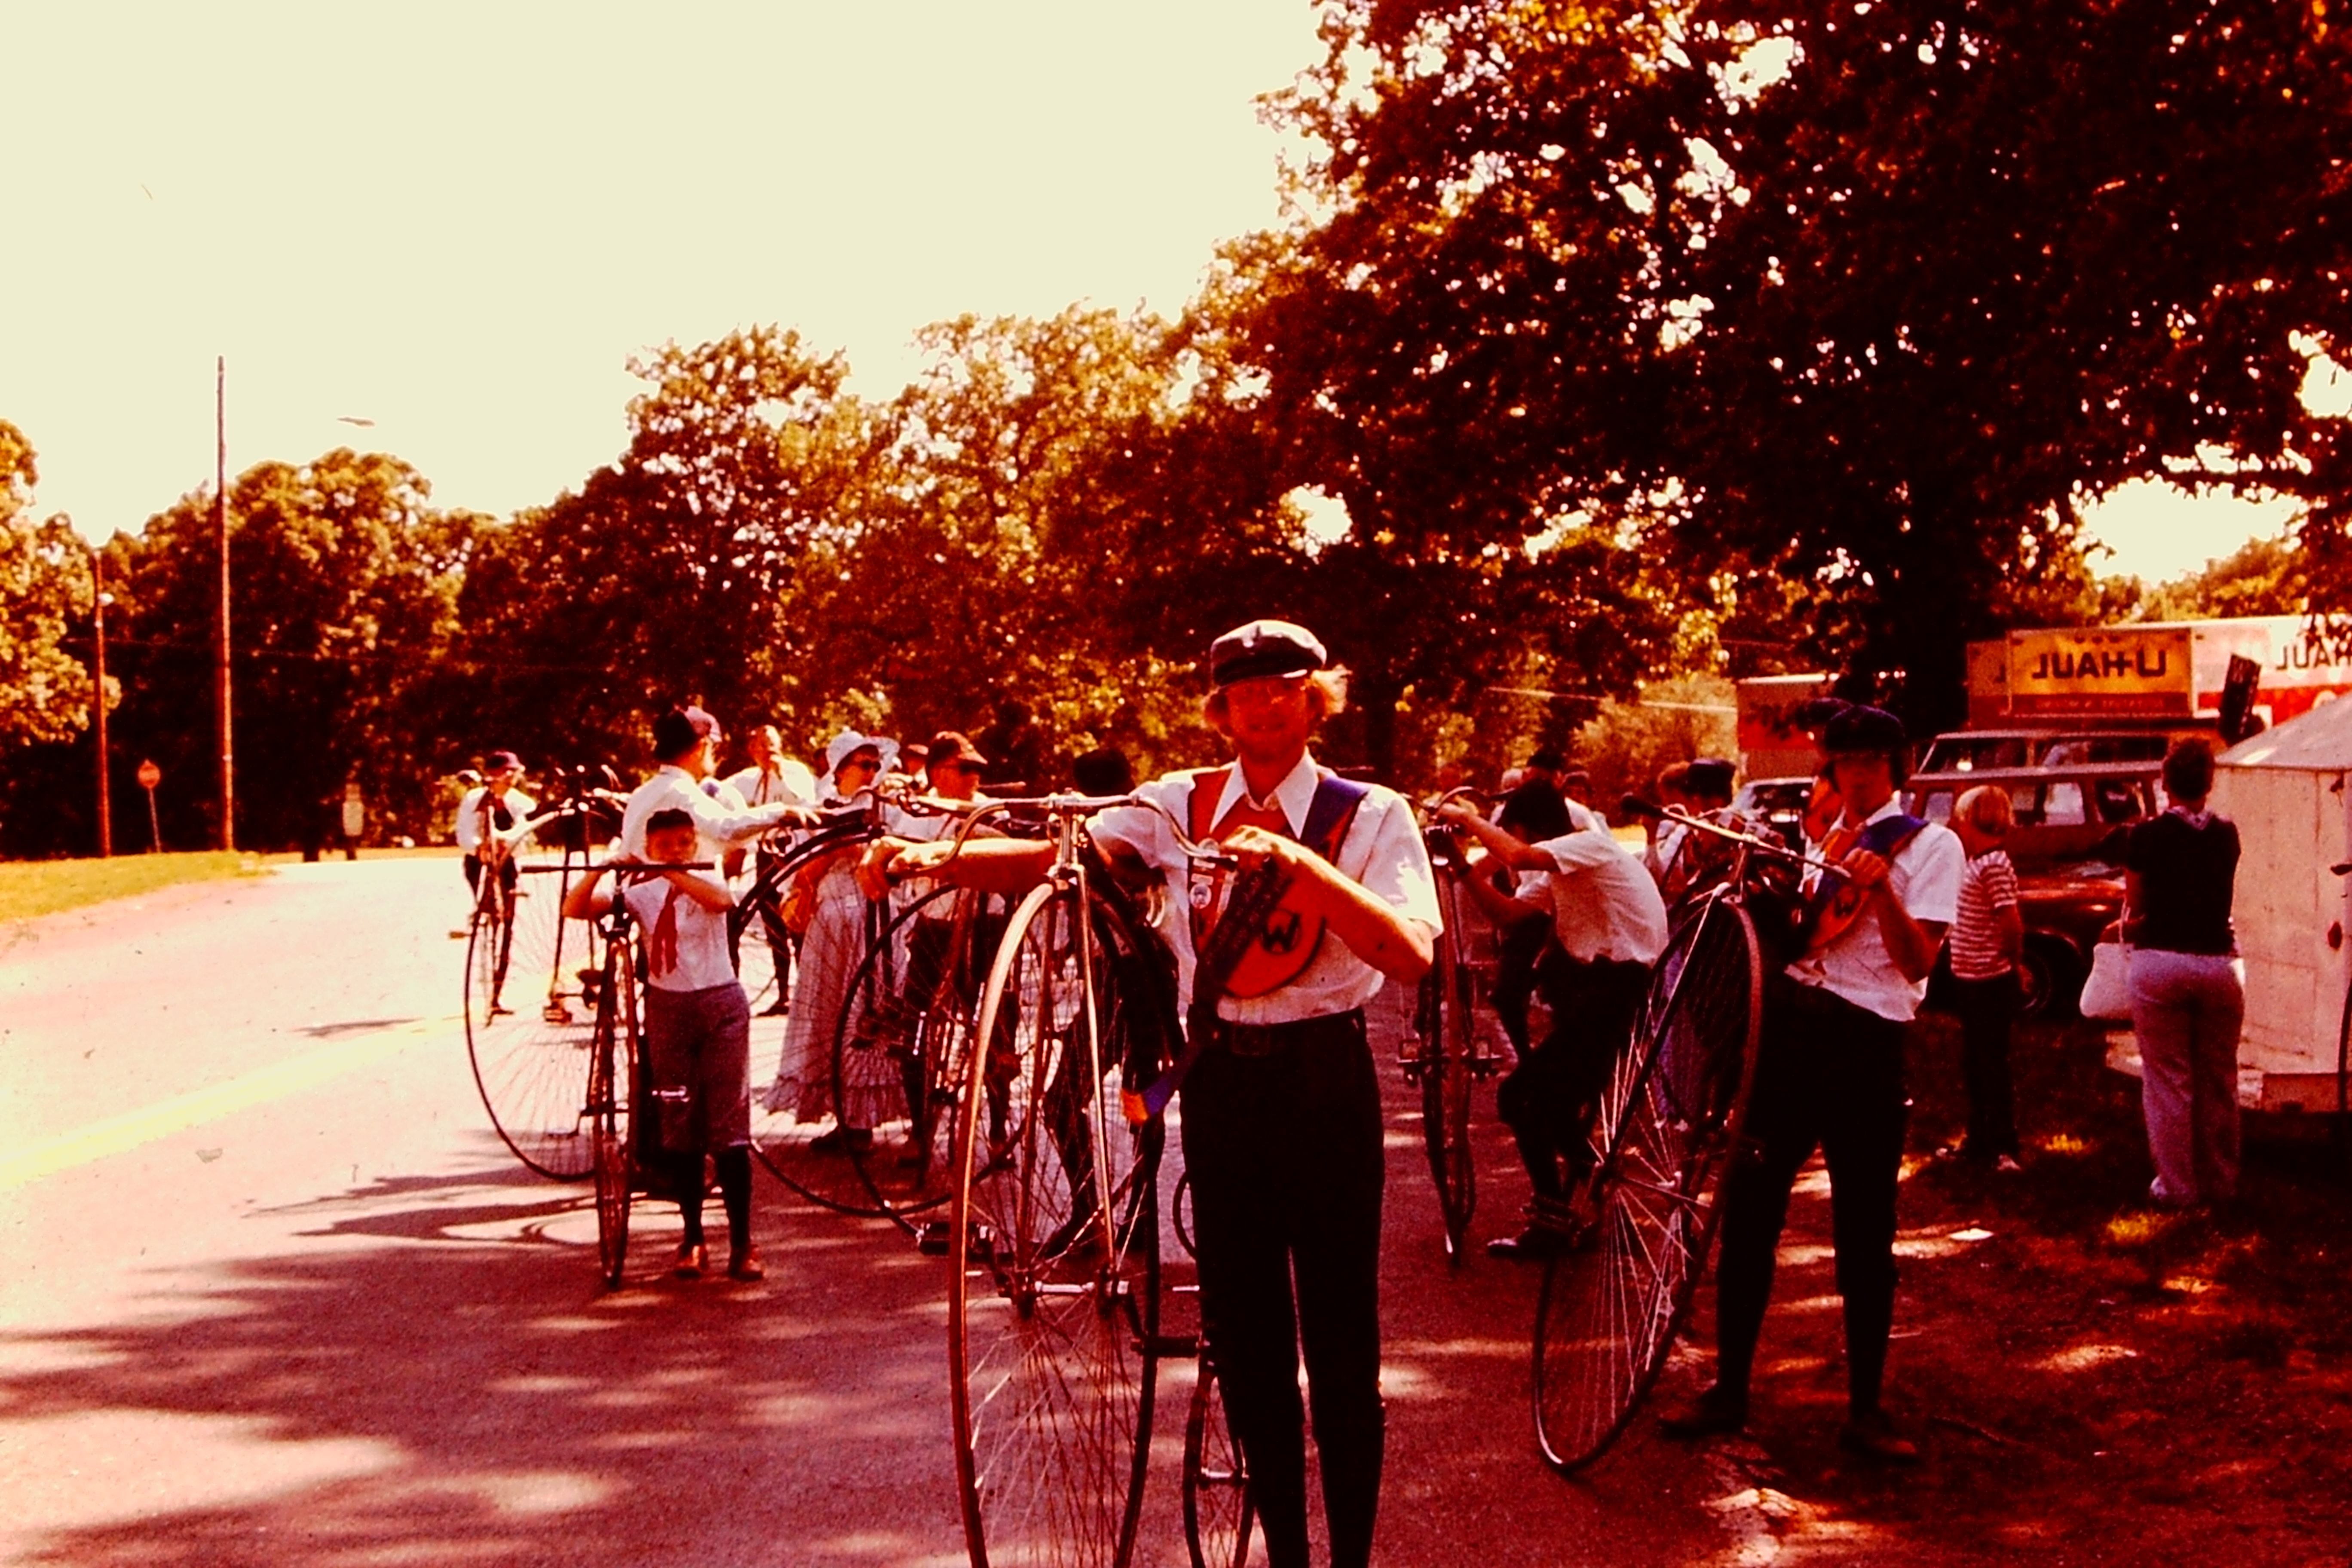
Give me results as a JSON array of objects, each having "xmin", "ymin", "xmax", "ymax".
[
  {"xmin": 1838, "ymin": 1407, "xmax": 1918, "ymax": 1464},
  {"xmin": 758, "ymin": 998, "xmax": 790, "ymax": 1017},
  {"xmin": 1659, "ymin": 1384, "xmax": 1748, "ymax": 1439},
  {"xmin": 1485, "ymin": 1225, "xmax": 1568, "ymax": 1262},
  {"xmin": 808, "ymin": 1127, "xmax": 873, "ymax": 1156}
]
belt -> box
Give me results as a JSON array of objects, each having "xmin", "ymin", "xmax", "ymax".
[{"xmin": 1213, "ymin": 1010, "xmax": 1364, "ymax": 1059}]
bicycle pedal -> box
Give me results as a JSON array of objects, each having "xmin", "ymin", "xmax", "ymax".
[{"xmin": 1146, "ymin": 1333, "xmax": 1199, "ymax": 1358}]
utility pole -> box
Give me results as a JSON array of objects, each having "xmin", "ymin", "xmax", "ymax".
[
  {"xmin": 215, "ymin": 355, "xmax": 235, "ymax": 851},
  {"xmin": 91, "ymin": 543, "xmax": 112, "ymax": 858}
]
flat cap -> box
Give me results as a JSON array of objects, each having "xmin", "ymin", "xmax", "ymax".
[
  {"xmin": 1821, "ymin": 704, "xmax": 1907, "ymax": 757},
  {"xmin": 1209, "ymin": 619, "xmax": 1328, "ymax": 687}
]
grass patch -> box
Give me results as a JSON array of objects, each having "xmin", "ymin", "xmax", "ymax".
[{"xmin": 0, "ymin": 851, "xmax": 263, "ymax": 923}]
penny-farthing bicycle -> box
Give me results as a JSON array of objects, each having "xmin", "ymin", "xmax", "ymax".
[
  {"xmin": 925, "ymin": 791, "xmax": 1200, "ymax": 1568},
  {"xmin": 579, "ymin": 858, "xmax": 713, "ymax": 1290},
  {"xmin": 830, "ymin": 877, "xmax": 1012, "ymax": 1233},
  {"xmin": 463, "ymin": 780, "xmax": 625, "ymax": 1179},
  {"xmin": 737, "ymin": 796, "xmax": 906, "ymax": 1214},
  {"xmin": 1403, "ymin": 787, "xmax": 1507, "ymax": 1264},
  {"xmin": 1531, "ymin": 808, "xmax": 1802, "ymax": 1472}
]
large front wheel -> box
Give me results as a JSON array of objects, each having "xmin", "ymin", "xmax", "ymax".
[
  {"xmin": 1533, "ymin": 897, "xmax": 1763, "ymax": 1473},
  {"xmin": 946, "ymin": 879, "xmax": 1161, "ymax": 1568},
  {"xmin": 465, "ymin": 832, "xmax": 603, "ymax": 1179}
]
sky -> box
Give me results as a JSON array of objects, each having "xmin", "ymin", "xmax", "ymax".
[{"xmin": 0, "ymin": 1, "xmax": 2329, "ymax": 590}]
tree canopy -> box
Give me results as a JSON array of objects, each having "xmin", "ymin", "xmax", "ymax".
[
  {"xmin": 0, "ymin": 421, "xmax": 96, "ymax": 754},
  {"xmin": 1231, "ymin": 0, "xmax": 2352, "ymax": 723}
]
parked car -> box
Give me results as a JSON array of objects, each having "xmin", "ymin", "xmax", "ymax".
[
  {"xmin": 1917, "ymin": 727, "xmax": 2189, "ymax": 775},
  {"xmin": 1906, "ymin": 761, "xmax": 2157, "ymax": 1016},
  {"xmin": 1733, "ymin": 775, "xmax": 1817, "ymax": 852}
]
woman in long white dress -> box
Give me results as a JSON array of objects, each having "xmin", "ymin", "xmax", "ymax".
[{"xmin": 763, "ymin": 730, "xmax": 897, "ymax": 1142}]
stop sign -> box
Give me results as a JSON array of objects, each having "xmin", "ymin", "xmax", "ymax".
[{"xmin": 137, "ymin": 760, "xmax": 161, "ymax": 790}]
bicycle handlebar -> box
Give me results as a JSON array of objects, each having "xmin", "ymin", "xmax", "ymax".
[{"xmin": 1648, "ymin": 802, "xmax": 1843, "ymax": 877}]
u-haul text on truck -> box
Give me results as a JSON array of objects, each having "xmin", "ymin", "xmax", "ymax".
[{"xmin": 1969, "ymin": 616, "xmax": 2352, "ymax": 727}]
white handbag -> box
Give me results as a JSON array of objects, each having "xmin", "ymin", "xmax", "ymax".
[{"xmin": 2078, "ymin": 939, "xmax": 2134, "ymax": 1021}]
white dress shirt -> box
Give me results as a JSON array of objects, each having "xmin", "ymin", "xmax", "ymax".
[
  {"xmin": 1089, "ymin": 751, "xmax": 1440, "ymax": 1025},
  {"xmin": 455, "ymin": 786, "xmax": 536, "ymax": 854},
  {"xmin": 726, "ymin": 759, "xmax": 818, "ymax": 809},
  {"xmin": 1519, "ymin": 824, "xmax": 1669, "ymax": 967},
  {"xmin": 621, "ymin": 765, "xmax": 796, "ymax": 864},
  {"xmin": 621, "ymin": 873, "xmax": 740, "ymax": 993},
  {"xmin": 1785, "ymin": 798, "xmax": 1965, "ymax": 1023}
]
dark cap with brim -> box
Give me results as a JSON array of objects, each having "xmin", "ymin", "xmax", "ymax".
[
  {"xmin": 924, "ymin": 730, "xmax": 988, "ymax": 769},
  {"xmin": 1210, "ymin": 619, "xmax": 1328, "ymax": 687},
  {"xmin": 485, "ymin": 750, "xmax": 523, "ymax": 772},
  {"xmin": 1821, "ymin": 705, "xmax": 1907, "ymax": 757}
]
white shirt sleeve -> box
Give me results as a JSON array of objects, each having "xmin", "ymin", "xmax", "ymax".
[
  {"xmin": 1896, "ymin": 823, "xmax": 1966, "ymax": 927},
  {"xmin": 454, "ymin": 787, "xmax": 484, "ymax": 853},
  {"xmin": 1346, "ymin": 789, "xmax": 1442, "ymax": 935}
]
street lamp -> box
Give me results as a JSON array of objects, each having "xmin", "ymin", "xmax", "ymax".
[{"xmin": 86, "ymin": 537, "xmax": 113, "ymax": 858}]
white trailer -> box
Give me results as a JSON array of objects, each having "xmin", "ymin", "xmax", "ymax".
[{"xmin": 2211, "ymin": 699, "xmax": 2352, "ymax": 1114}]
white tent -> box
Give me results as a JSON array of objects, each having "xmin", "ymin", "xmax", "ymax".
[{"xmin": 2213, "ymin": 698, "xmax": 2352, "ymax": 1112}]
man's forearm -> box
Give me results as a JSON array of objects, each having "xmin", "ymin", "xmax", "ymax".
[
  {"xmin": 1293, "ymin": 854, "xmax": 1434, "ymax": 983},
  {"xmin": 1874, "ymin": 889, "xmax": 1944, "ymax": 982}
]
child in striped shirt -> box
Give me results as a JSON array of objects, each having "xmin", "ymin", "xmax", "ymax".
[{"xmin": 1944, "ymin": 785, "xmax": 2025, "ymax": 1169}]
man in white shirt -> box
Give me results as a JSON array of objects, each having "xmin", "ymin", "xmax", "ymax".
[
  {"xmin": 453, "ymin": 750, "xmax": 536, "ymax": 922},
  {"xmin": 621, "ymin": 707, "xmax": 817, "ymax": 867},
  {"xmin": 1663, "ymin": 705, "xmax": 1962, "ymax": 1463},
  {"xmin": 858, "ymin": 620, "xmax": 1437, "ymax": 1568},
  {"xmin": 723, "ymin": 723, "xmax": 818, "ymax": 998},
  {"xmin": 1440, "ymin": 798, "xmax": 1669, "ymax": 1258}
]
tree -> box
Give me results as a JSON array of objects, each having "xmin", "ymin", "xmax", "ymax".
[
  {"xmin": 456, "ymin": 327, "xmax": 879, "ymax": 773},
  {"xmin": 114, "ymin": 450, "xmax": 472, "ymax": 850},
  {"xmin": 0, "ymin": 420, "xmax": 96, "ymax": 752},
  {"xmin": 1234, "ymin": 0, "xmax": 2352, "ymax": 728},
  {"xmin": 2141, "ymin": 533, "xmax": 2305, "ymax": 621}
]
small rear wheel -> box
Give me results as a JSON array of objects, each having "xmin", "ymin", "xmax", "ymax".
[
  {"xmin": 1182, "ymin": 1354, "xmax": 1255, "ymax": 1568},
  {"xmin": 1533, "ymin": 897, "xmax": 1763, "ymax": 1473}
]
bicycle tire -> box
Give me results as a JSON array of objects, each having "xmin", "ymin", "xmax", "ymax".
[
  {"xmin": 465, "ymin": 823, "xmax": 604, "ymax": 1179},
  {"xmin": 1533, "ymin": 896, "xmax": 1763, "ymax": 1473},
  {"xmin": 834, "ymin": 886, "xmax": 1001, "ymax": 1230},
  {"xmin": 1182, "ymin": 1354, "xmax": 1255, "ymax": 1568},
  {"xmin": 591, "ymin": 936, "xmax": 639, "ymax": 1291},
  {"xmin": 1416, "ymin": 869, "xmax": 1481, "ymax": 1263},
  {"xmin": 751, "ymin": 895, "xmax": 898, "ymax": 1215},
  {"xmin": 947, "ymin": 878, "xmax": 1162, "ymax": 1568}
]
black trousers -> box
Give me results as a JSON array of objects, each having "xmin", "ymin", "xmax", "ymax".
[
  {"xmin": 1949, "ymin": 971, "xmax": 2020, "ymax": 1157},
  {"xmin": 462, "ymin": 852, "xmax": 518, "ymax": 900},
  {"xmin": 1181, "ymin": 1011, "xmax": 1384, "ymax": 1568},
  {"xmin": 1713, "ymin": 975, "xmax": 1909, "ymax": 1416},
  {"xmin": 1495, "ymin": 952, "xmax": 1651, "ymax": 1200},
  {"xmin": 1489, "ymin": 918, "xmax": 1549, "ymax": 1057}
]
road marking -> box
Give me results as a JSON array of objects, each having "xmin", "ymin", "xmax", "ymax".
[{"xmin": 0, "ymin": 1016, "xmax": 459, "ymax": 1191}]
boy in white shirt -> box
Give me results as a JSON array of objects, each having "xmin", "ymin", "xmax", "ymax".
[{"xmin": 566, "ymin": 808, "xmax": 764, "ymax": 1282}]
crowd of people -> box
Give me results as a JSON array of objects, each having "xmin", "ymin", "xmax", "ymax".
[{"xmin": 451, "ymin": 620, "xmax": 2244, "ymax": 1566}]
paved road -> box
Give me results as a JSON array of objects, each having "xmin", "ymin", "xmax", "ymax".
[{"xmin": 0, "ymin": 857, "xmax": 1737, "ymax": 1566}]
